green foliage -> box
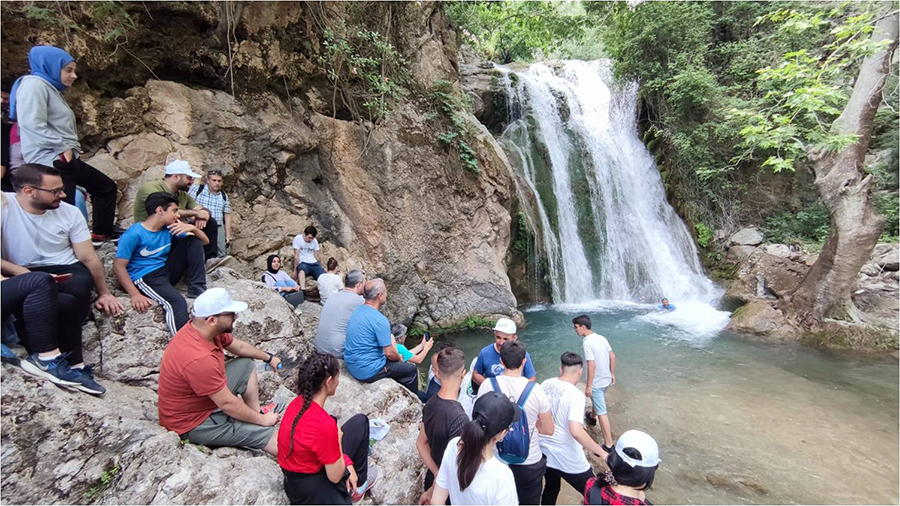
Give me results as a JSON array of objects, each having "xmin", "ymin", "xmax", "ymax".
[
  {"xmin": 84, "ymin": 461, "xmax": 121, "ymax": 502},
  {"xmin": 462, "ymin": 316, "xmax": 495, "ymax": 329},
  {"xmin": 24, "ymin": 4, "xmax": 78, "ymax": 29},
  {"xmin": 446, "ymin": 1, "xmax": 590, "ymax": 63},
  {"xmin": 90, "ymin": 1, "xmax": 136, "ymax": 42},
  {"xmin": 694, "ymin": 222, "xmax": 713, "ymax": 248},
  {"xmin": 763, "ymin": 201, "xmax": 831, "ymax": 246},
  {"xmin": 426, "ymin": 80, "xmax": 481, "ymax": 175},
  {"xmin": 317, "ymin": 22, "xmax": 410, "ymax": 123},
  {"xmin": 512, "ymin": 212, "xmax": 530, "ymax": 257}
]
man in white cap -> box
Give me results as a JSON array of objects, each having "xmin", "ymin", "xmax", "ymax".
[
  {"xmin": 157, "ymin": 287, "xmax": 283, "ymax": 455},
  {"xmin": 471, "ymin": 317, "xmax": 536, "ymax": 392},
  {"xmin": 133, "ymin": 159, "xmax": 225, "ymax": 267}
]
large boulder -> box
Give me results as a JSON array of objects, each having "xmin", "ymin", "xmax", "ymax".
[
  {"xmin": 725, "ymin": 300, "xmax": 798, "ymax": 339},
  {"xmin": 728, "ymin": 227, "xmax": 764, "ymax": 247},
  {"xmin": 872, "ymin": 243, "xmax": 899, "ymax": 271},
  {"xmin": 0, "ymin": 370, "xmax": 286, "ymax": 505},
  {"xmin": 721, "ymin": 251, "xmax": 808, "ymax": 311}
]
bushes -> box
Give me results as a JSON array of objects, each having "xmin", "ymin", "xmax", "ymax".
[{"xmin": 762, "ymin": 201, "xmax": 831, "ymax": 247}]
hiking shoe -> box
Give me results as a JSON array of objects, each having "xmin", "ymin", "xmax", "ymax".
[
  {"xmin": 585, "ymin": 411, "xmax": 597, "ymax": 426},
  {"xmin": 90, "ymin": 233, "xmax": 119, "ymax": 246},
  {"xmin": 68, "ymin": 365, "xmax": 106, "ymax": 395},
  {"xmin": 186, "ymin": 286, "xmax": 207, "ymax": 299},
  {"xmin": 351, "ymin": 463, "xmax": 378, "ymax": 502},
  {"xmin": 20, "ymin": 354, "xmax": 81, "ymax": 386}
]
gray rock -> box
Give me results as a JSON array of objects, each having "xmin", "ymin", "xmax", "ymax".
[
  {"xmin": 724, "ymin": 245, "xmax": 758, "ymax": 264},
  {"xmin": 872, "ymin": 243, "xmax": 899, "ymax": 271},
  {"xmin": 729, "ymin": 227, "xmax": 764, "ymax": 247},
  {"xmin": 762, "ymin": 243, "xmax": 791, "ymax": 258},
  {"xmin": 726, "ymin": 300, "xmax": 797, "ymax": 339}
]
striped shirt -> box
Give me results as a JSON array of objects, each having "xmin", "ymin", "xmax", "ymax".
[{"xmin": 188, "ymin": 185, "xmax": 230, "ymax": 222}]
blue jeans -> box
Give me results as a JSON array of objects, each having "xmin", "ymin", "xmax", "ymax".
[
  {"xmin": 591, "ymin": 386, "xmax": 608, "ymax": 415},
  {"xmin": 297, "ymin": 262, "xmax": 326, "ymax": 280}
]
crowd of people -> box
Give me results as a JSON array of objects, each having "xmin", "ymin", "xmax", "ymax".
[{"xmin": 1, "ymin": 44, "xmax": 664, "ymax": 505}]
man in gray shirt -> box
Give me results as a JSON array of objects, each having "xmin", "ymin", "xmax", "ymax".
[{"xmin": 315, "ymin": 269, "xmax": 365, "ymax": 357}]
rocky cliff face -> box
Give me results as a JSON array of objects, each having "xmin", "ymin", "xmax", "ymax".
[{"xmin": 0, "ymin": 1, "xmax": 521, "ymax": 329}]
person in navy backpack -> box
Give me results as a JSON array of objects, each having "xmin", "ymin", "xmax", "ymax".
[{"xmin": 476, "ymin": 341, "xmax": 553, "ymax": 505}]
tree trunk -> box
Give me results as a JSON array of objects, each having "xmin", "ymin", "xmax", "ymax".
[{"xmin": 786, "ymin": 12, "xmax": 899, "ymax": 326}]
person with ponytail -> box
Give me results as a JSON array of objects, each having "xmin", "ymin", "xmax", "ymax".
[
  {"xmin": 583, "ymin": 430, "xmax": 660, "ymax": 505},
  {"xmin": 430, "ymin": 391, "xmax": 519, "ymax": 505},
  {"xmin": 278, "ymin": 353, "xmax": 377, "ymax": 504},
  {"xmin": 10, "ymin": 46, "xmax": 119, "ymax": 244}
]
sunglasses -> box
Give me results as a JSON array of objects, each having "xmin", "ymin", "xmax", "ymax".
[{"xmin": 207, "ymin": 170, "xmax": 223, "ymax": 176}]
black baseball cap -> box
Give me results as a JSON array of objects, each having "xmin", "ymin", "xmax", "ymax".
[{"xmin": 472, "ymin": 391, "xmax": 520, "ymax": 438}]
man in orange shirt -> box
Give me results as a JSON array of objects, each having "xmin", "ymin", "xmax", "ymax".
[{"xmin": 157, "ymin": 287, "xmax": 283, "ymax": 455}]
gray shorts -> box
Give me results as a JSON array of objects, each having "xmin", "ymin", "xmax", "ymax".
[{"xmin": 183, "ymin": 358, "xmax": 275, "ymax": 450}]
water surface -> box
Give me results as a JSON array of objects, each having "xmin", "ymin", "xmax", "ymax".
[{"xmin": 431, "ymin": 303, "xmax": 899, "ymax": 505}]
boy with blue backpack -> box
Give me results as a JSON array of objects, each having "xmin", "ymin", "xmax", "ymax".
[{"xmin": 475, "ymin": 341, "xmax": 553, "ymax": 505}]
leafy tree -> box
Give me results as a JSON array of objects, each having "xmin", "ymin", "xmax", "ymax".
[{"xmin": 446, "ymin": 1, "xmax": 588, "ymax": 63}]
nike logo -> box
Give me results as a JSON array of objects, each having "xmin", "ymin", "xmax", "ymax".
[{"xmin": 139, "ymin": 244, "xmax": 170, "ymax": 257}]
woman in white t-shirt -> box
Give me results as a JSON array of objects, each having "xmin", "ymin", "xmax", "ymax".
[
  {"xmin": 316, "ymin": 257, "xmax": 343, "ymax": 304},
  {"xmin": 431, "ymin": 392, "xmax": 520, "ymax": 505}
]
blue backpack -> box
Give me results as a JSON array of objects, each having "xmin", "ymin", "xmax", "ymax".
[{"xmin": 490, "ymin": 377, "xmax": 536, "ymax": 465}]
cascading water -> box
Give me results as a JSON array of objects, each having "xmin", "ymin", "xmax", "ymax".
[{"xmin": 499, "ymin": 60, "xmax": 722, "ymax": 306}]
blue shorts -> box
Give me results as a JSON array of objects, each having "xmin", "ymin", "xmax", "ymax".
[
  {"xmin": 591, "ymin": 387, "xmax": 608, "ymax": 415},
  {"xmin": 297, "ymin": 262, "xmax": 325, "ymax": 280}
]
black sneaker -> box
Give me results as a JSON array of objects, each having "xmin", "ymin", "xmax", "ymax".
[
  {"xmin": 20, "ymin": 353, "xmax": 81, "ymax": 386},
  {"xmin": 584, "ymin": 411, "xmax": 597, "ymax": 426},
  {"xmin": 90, "ymin": 233, "xmax": 119, "ymax": 247},
  {"xmin": 601, "ymin": 443, "xmax": 614, "ymax": 454}
]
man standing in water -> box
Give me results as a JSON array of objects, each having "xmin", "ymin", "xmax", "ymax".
[{"xmin": 573, "ymin": 314, "xmax": 615, "ymax": 452}]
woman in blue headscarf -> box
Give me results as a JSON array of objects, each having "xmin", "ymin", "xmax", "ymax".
[{"xmin": 10, "ymin": 45, "xmax": 119, "ymax": 244}]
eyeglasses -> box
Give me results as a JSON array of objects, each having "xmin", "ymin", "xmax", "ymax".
[
  {"xmin": 27, "ymin": 185, "xmax": 65, "ymax": 197},
  {"xmin": 207, "ymin": 170, "xmax": 223, "ymax": 176}
]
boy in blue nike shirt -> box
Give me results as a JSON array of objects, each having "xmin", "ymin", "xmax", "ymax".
[{"xmin": 113, "ymin": 192, "xmax": 209, "ymax": 335}]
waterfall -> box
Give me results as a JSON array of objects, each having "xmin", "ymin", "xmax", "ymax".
[{"xmin": 499, "ymin": 60, "xmax": 722, "ymax": 305}]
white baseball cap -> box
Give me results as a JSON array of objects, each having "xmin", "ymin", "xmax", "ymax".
[
  {"xmin": 165, "ymin": 159, "xmax": 202, "ymax": 178},
  {"xmin": 615, "ymin": 430, "xmax": 661, "ymax": 468},
  {"xmin": 193, "ymin": 287, "xmax": 248, "ymax": 317},
  {"xmin": 492, "ymin": 317, "xmax": 517, "ymax": 335}
]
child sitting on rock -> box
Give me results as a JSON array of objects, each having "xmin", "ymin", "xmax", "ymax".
[{"xmin": 390, "ymin": 323, "xmax": 434, "ymax": 365}]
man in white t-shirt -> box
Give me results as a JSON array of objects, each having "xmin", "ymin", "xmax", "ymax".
[
  {"xmin": 291, "ymin": 225, "xmax": 325, "ymax": 290},
  {"xmin": 476, "ymin": 340, "xmax": 553, "ymax": 505},
  {"xmin": 540, "ymin": 352, "xmax": 610, "ymax": 505},
  {"xmin": 1, "ymin": 164, "xmax": 123, "ymax": 392},
  {"xmin": 316, "ymin": 257, "xmax": 343, "ymax": 304},
  {"xmin": 573, "ymin": 314, "xmax": 616, "ymax": 451}
]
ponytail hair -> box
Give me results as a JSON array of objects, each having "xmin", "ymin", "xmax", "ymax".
[
  {"xmin": 456, "ymin": 416, "xmax": 491, "ymax": 491},
  {"xmin": 285, "ymin": 353, "xmax": 340, "ymax": 458}
]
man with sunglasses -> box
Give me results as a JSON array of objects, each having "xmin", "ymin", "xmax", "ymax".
[
  {"xmin": 189, "ymin": 170, "xmax": 232, "ymax": 259},
  {"xmin": 1, "ymin": 163, "xmax": 123, "ymax": 392}
]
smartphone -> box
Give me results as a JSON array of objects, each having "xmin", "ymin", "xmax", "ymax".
[
  {"xmin": 52, "ymin": 273, "xmax": 73, "ymax": 283},
  {"xmin": 424, "ymin": 332, "xmax": 432, "ymax": 342}
]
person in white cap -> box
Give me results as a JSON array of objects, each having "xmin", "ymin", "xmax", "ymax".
[
  {"xmin": 133, "ymin": 159, "xmax": 226, "ymax": 268},
  {"xmin": 157, "ymin": 287, "xmax": 283, "ymax": 455},
  {"xmin": 471, "ymin": 316, "xmax": 536, "ymax": 391},
  {"xmin": 583, "ymin": 429, "xmax": 660, "ymax": 505}
]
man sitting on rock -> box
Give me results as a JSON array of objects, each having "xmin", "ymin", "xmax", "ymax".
[
  {"xmin": 471, "ymin": 317, "xmax": 536, "ymax": 392},
  {"xmin": 133, "ymin": 160, "xmax": 225, "ymax": 269},
  {"xmin": 157, "ymin": 287, "xmax": 282, "ymax": 455},
  {"xmin": 114, "ymin": 192, "xmax": 209, "ymax": 336},
  {"xmin": 314, "ymin": 269, "xmax": 365, "ymax": 358},
  {"xmin": 292, "ymin": 225, "xmax": 324, "ymax": 290},
  {"xmin": 344, "ymin": 279, "xmax": 422, "ymax": 400},
  {"xmin": 1, "ymin": 163, "xmax": 122, "ymax": 393}
]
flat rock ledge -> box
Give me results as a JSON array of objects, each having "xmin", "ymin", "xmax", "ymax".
[{"xmin": 1, "ymin": 269, "xmax": 425, "ymax": 505}]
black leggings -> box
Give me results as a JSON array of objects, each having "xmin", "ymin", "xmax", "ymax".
[
  {"xmin": 26, "ymin": 263, "xmax": 93, "ymax": 364},
  {"xmin": 52, "ymin": 157, "xmax": 118, "ymax": 235},
  {"xmin": 0, "ymin": 271, "xmax": 85, "ymax": 364},
  {"xmin": 541, "ymin": 466, "xmax": 594, "ymax": 505},
  {"xmin": 282, "ymin": 413, "xmax": 370, "ymax": 505}
]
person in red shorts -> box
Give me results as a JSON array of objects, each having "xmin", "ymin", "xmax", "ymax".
[
  {"xmin": 157, "ymin": 287, "xmax": 283, "ymax": 454},
  {"xmin": 278, "ymin": 353, "xmax": 378, "ymax": 505},
  {"xmin": 584, "ymin": 430, "xmax": 660, "ymax": 505}
]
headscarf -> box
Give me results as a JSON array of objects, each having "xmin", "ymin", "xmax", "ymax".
[
  {"xmin": 266, "ymin": 254, "xmax": 280, "ymax": 274},
  {"xmin": 9, "ymin": 46, "xmax": 75, "ymax": 121}
]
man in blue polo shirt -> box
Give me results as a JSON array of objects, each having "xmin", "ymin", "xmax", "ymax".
[
  {"xmin": 344, "ymin": 278, "xmax": 422, "ymax": 400},
  {"xmin": 113, "ymin": 192, "xmax": 209, "ymax": 336},
  {"xmin": 471, "ymin": 317, "xmax": 536, "ymax": 392}
]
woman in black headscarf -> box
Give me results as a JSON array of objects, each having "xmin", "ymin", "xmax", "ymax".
[{"xmin": 261, "ymin": 254, "xmax": 305, "ymax": 308}]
